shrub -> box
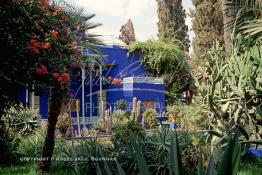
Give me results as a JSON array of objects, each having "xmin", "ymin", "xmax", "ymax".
[
  {"xmin": 0, "ymin": 120, "xmax": 20, "ymax": 164},
  {"xmin": 93, "ymin": 117, "xmax": 106, "ymax": 133},
  {"xmin": 112, "ymin": 110, "xmax": 126, "ymax": 120},
  {"xmin": 17, "ymin": 128, "xmax": 46, "ymax": 158},
  {"xmin": 112, "ymin": 120, "xmax": 146, "ymax": 144},
  {"xmin": 2, "ymin": 106, "xmax": 40, "ymax": 135},
  {"xmin": 166, "ymin": 104, "xmax": 209, "ymax": 130},
  {"xmin": 56, "ymin": 112, "xmax": 70, "ymax": 135},
  {"xmin": 166, "ymin": 105, "xmax": 179, "ymax": 122},
  {"xmin": 61, "ymin": 138, "xmax": 115, "ymax": 174},
  {"xmin": 129, "ymin": 40, "xmax": 195, "ymax": 97},
  {"xmin": 115, "ymin": 99, "xmax": 128, "ymax": 111},
  {"xmin": 111, "ymin": 110, "xmax": 129, "ymax": 129},
  {"xmin": 142, "ymin": 109, "xmax": 158, "ymax": 129}
]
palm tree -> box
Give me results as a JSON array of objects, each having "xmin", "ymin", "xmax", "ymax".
[
  {"xmin": 37, "ymin": 2, "xmax": 102, "ymax": 174},
  {"xmin": 222, "ymin": 0, "xmax": 262, "ymax": 50},
  {"xmin": 222, "ymin": 0, "xmax": 236, "ymax": 54}
]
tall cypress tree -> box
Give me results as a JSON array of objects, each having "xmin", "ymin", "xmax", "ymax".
[
  {"xmin": 119, "ymin": 18, "xmax": 136, "ymax": 45},
  {"xmin": 190, "ymin": 0, "xmax": 224, "ymax": 64},
  {"xmin": 156, "ymin": 0, "xmax": 190, "ymax": 50}
]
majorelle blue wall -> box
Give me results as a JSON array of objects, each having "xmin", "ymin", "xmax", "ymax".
[
  {"xmin": 98, "ymin": 45, "xmax": 165, "ymax": 115},
  {"xmin": 17, "ymin": 45, "xmax": 166, "ymax": 119}
]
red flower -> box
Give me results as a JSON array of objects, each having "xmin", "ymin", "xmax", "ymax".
[
  {"xmin": 52, "ymin": 72, "xmax": 60, "ymax": 79},
  {"xmin": 51, "ymin": 30, "xmax": 58, "ymax": 40},
  {"xmin": 62, "ymin": 73, "xmax": 70, "ymax": 81},
  {"xmin": 29, "ymin": 46, "xmax": 39, "ymax": 54},
  {"xmin": 71, "ymin": 41, "xmax": 77, "ymax": 50},
  {"xmin": 36, "ymin": 64, "xmax": 47, "ymax": 75},
  {"xmin": 58, "ymin": 76, "xmax": 64, "ymax": 84},
  {"xmin": 29, "ymin": 39, "xmax": 41, "ymax": 54},
  {"xmin": 53, "ymin": 6, "xmax": 59, "ymax": 16},
  {"xmin": 107, "ymin": 76, "xmax": 113, "ymax": 81},
  {"xmin": 41, "ymin": 42, "xmax": 51, "ymax": 49},
  {"xmin": 30, "ymin": 39, "xmax": 41, "ymax": 47},
  {"xmin": 41, "ymin": 0, "xmax": 49, "ymax": 10},
  {"xmin": 36, "ymin": 68, "xmax": 43, "ymax": 75},
  {"xmin": 40, "ymin": 65, "xmax": 47, "ymax": 73},
  {"xmin": 112, "ymin": 78, "xmax": 121, "ymax": 86}
]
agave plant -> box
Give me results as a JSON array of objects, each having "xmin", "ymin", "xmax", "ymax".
[
  {"xmin": 2, "ymin": 106, "xmax": 40, "ymax": 135},
  {"xmin": 118, "ymin": 130, "xmax": 242, "ymax": 175}
]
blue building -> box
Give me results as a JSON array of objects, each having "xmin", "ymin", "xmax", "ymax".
[{"xmin": 17, "ymin": 44, "xmax": 166, "ymax": 126}]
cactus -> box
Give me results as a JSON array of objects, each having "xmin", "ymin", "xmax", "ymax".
[
  {"xmin": 130, "ymin": 97, "xmax": 141, "ymax": 122},
  {"xmin": 197, "ymin": 40, "xmax": 262, "ymax": 151},
  {"xmin": 104, "ymin": 107, "xmax": 112, "ymax": 134},
  {"xmin": 136, "ymin": 101, "xmax": 141, "ymax": 122}
]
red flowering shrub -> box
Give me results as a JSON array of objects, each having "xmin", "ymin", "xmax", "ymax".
[
  {"xmin": 51, "ymin": 30, "xmax": 58, "ymax": 40},
  {"xmin": 52, "ymin": 72, "xmax": 60, "ymax": 79},
  {"xmin": 36, "ymin": 65, "xmax": 48, "ymax": 75},
  {"xmin": 0, "ymin": 0, "xmax": 86, "ymax": 90},
  {"xmin": 0, "ymin": 0, "xmax": 101, "ymax": 116},
  {"xmin": 0, "ymin": 0, "xmax": 102, "ymax": 171},
  {"xmin": 107, "ymin": 76, "xmax": 113, "ymax": 81}
]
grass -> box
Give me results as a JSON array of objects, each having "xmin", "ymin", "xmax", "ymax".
[
  {"xmin": 238, "ymin": 158, "xmax": 262, "ymax": 175},
  {"xmin": 0, "ymin": 163, "xmax": 73, "ymax": 175},
  {"xmin": 0, "ymin": 158, "xmax": 261, "ymax": 175}
]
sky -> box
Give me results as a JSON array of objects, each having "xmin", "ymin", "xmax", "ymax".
[{"xmin": 73, "ymin": 0, "xmax": 194, "ymax": 45}]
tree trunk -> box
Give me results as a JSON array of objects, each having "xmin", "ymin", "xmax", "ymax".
[
  {"xmin": 222, "ymin": 0, "xmax": 235, "ymax": 55},
  {"xmin": 37, "ymin": 87, "xmax": 64, "ymax": 174}
]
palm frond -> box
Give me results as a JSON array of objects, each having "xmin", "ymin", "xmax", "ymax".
[{"xmin": 224, "ymin": 0, "xmax": 262, "ymax": 39}]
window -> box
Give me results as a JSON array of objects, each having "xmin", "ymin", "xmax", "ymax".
[
  {"xmin": 143, "ymin": 100, "xmax": 155, "ymax": 109},
  {"xmin": 29, "ymin": 93, "xmax": 40, "ymax": 110}
]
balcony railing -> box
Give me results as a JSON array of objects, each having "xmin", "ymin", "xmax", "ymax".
[{"xmin": 123, "ymin": 76, "xmax": 164, "ymax": 84}]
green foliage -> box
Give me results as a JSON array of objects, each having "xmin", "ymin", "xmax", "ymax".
[
  {"xmin": 112, "ymin": 110, "xmax": 129, "ymax": 129},
  {"xmin": 0, "ymin": 0, "xmax": 102, "ymax": 115},
  {"xmin": 56, "ymin": 112, "xmax": 70, "ymax": 135},
  {"xmin": 190, "ymin": 0, "xmax": 224, "ymax": 66},
  {"xmin": 132, "ymin": 133, "xmax": 240, "ymax": 175},
  {"xmin": 60, "ymin": 137, "xmax": 115, "ymax": 174},
  {"xmin": 129, "ymin": 40, "xmax": 194, "ymax": 95},
  {"xmin": 0, "ymin": 163, "xmax": 73, "ymax": 175},
  {"xmin": 17, "ymin": 128, "xmax": 45, "ymax": 158},
  {"xmin": 156, "ymin": 0, "xmax": 190, "ymax": 49},
  {"xmin": 0, "ymin": 121, "xmax": 20, "ymax": 164},
  {"xmin": 238, "ymin": 158, "xmax": 262, "ymax": 175},
  {"xmin": 166, "ymin": 105, "xmax": 179, "ymax": 122},
  {"xmin": 197, "ymin": 39, "xmax": 262, "ymax": 152},
  {"xmin": 142, "ymin": 109, "xmax": 158, "ymax": 129},
  {"xmin": 167, "ymin": 104, "xmax": 209, "ymax": 130},
  {"xmin": 223, "ymin": 0, "xmax": 262, "ymax": 41},
  {"xmin": 115, "ymin": 99, "xmax": 128, "ymax": 111},
  {"xmin": 2, "ymin": 106, "xmax": 40, "ymax": 135},
  {"xmin": 112, "ymin": 120, "xmax": 146, "ymax": 141},
  {"xmin": 3, "ymin": 129, "xmax": 247, "ymax": 175}
]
